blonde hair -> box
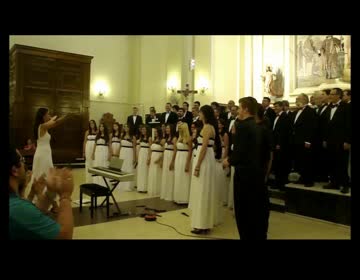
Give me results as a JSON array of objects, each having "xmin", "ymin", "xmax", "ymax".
[{"xmin": 178, "ymin": 122, "xmax": 191, "ymax": 144}]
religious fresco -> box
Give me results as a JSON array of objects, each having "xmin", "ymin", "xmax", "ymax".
[{"xmin": 296, "ymin": 35, "xmax": 350, "ymax": 88}]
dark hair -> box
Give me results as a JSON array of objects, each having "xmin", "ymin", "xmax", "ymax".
[
  {"xmin": 274, "ymin": 101, "xmax": 284, "ymax": 107},
  {"xmin": 344, "ymin": 89, "xmax": 351, "ymax": 96},
  {"xmin": 282, "ymin": 100, "xmax": 290, "ymax": 107},
  {"xmin": 183, "ymin": 102, "xmax": 189, "ymax": 108},
  {"xmin": 154, "ymin": 127, "xmax": 163, "ymax": 143},
  {"xmin": 150, "ymin": 108, "xmax": 156, "ymax": 114},
  {"xmin": 239, "ymin": 97, "xmax": 258, "ymax": 116},
  {"xmin": 323, "ymin": 89, "xmax": 331, "ymax": 95},
  {"xmin": 133, "ymin": 106, "xmax": 138, "ymax": 110},
  {"xmin": 89, "ymin": 120, "xmax": 97, "ymax": 134},
  {"xmin": 218, "ymin": 118, "xmax": 227, "ymax": 136},
  {"xmin": 96, "ymin": 122, "xmax": 109, "ymax": 143},
  {"xmin": 257, "ymin": 103, "xmax": 265, "ymax": 120},
  {"xmin": 194, "ymin": 101, "xmax": 201, "ymax": 107},
  {"xmin": 172, "ymin": 105, "xmax": 180, "ymax": 112},
  {"xmin": 166, "ymin": 103, "xmax": 172, "ymax": 107},
  {"xmin": 165, "ymin": 124, "xmax": 176, "ymax": 141},
  {"xmin": 150, "ymin": 106, "xmax": 155, "ymax": 111},
  {"xmin": 263, "ymin": 97, "xmax": 271, "ymax": 102},
  {"xmin": 211, "ymin": 101, "xmax": 220, "ymax": 108},
  {"xmin": 122, "ymin": 124, "xmax": 134, "ymax": 138},
  {"xmin": 34, "ymin": 108, "xmax": 49, "ymax": 140},
  {"xmin": 140, "ymin": 125, "xmax": 151, "ymax": 142},
  {"xmin": 112, "ymin": 122, "xmax": 121, "ymax": 137},
  {"xmin": 200, "ymin": 105, "xmax": 222, "ymax": 160},
  {"xmin": 9, "ymin": 146, "xmax": 21, "ymax": 177},
  {"xmin": 333, "ymin": 88, "xmax": 343, "ymax": 98}
]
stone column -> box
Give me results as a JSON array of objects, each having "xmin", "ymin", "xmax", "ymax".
[{"xmin": 181, "ymin": 36, "xmax": 195, "ymax": 107}]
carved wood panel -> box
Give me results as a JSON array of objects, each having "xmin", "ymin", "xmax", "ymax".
[{"xmin": 9, "ymin": 44, "xmax": 93, "ymax": 163}]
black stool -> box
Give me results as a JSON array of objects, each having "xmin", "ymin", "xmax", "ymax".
[{"xmin": 80, "ymin": 183, "xmax": 110, "ymax": 218}]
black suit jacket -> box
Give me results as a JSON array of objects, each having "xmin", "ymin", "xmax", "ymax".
[
  {"xmin": 160, "ymin": 111, "xmax": 178, "ymax": 125},
  {"xmin": 324, "ymin": 101, "xmax": 351, "ymax": 145},
  {"xmin": 317, "ymin": 103, "xmax": 331, "ymax": 142},
  {"xmin": 272, "ymin": 112, "xmax": 291, "ymax": 149},
  {"xmin": 127, "ymin": 115, "xmax": 143, "ymax": 135},
  {"xmin": 229, "ymin": 117, "xmax": 261, "ymax": 169},
  {"xmin": 145, "ymin": 115, "xmax": 160, "ymax": 127},
  {"xmin": 290, "ymin": 105, "xmax": 317, "ymax": 145},
  {"xmin": 183, "ymin": 111, "xmax": 193, "ymax": 124},
  {"xmin": 264, "ymin": 107, "xmax": 276, "ymax": 127},
  {"xmin": 227, "ymin": 118, "xmax": 239, "ymax": 158}
]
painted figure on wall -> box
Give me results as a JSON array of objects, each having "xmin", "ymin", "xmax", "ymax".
[{"xmin": 322, "ymin": 35, "xmax": 342, "ymax": 79}]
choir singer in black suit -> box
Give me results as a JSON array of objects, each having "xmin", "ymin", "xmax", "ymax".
[
  {"xmin": 223, "ymin": 97, "xmax": 270, "ymax": 240},
  {"xmin": 127, "ymin": 106, "xmax": 143, "ymax": 136},
  {"xmin": 272, "ymin": 101, "xmax": 291, "ymax": 190},
  {"xmin": 290, "ymin": 93, "xmax": 317, "ymax": 187},
  {"xmin": 262, "ymin": 97, "xmax": 276, "ymax": 128},
  {"xmin": 160, "ymin": 103, "xmax": 178, "ymax": 125},
  {"xmin": 323, "ymin": 88, "xmax": 351, "ymax": 194}
]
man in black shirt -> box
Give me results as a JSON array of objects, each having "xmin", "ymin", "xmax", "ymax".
[{"xmin": 223, "ymin": 97, "xmax": 270, "ymax": 240}]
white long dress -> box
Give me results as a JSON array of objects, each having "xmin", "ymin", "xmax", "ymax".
[
  {"xmin": 214, "ymin": 145, "xmax": 229, "ymax": 226},
  {"xmin": 137, "ymin": 140, "xmax": 150, "ymax": 192},
  {"xmin": 228, "ymin": 143, "xmax": 235, "ymax": 209},
  {"xmin": 173, "ymin": 142, "xmax": 192, "ymax": 204},
  {"xmin": 160, "ymin": 141, "xmax": 175, "ymax": 201},
  {"xmin": 111, "ymin": 135, "xmax": 121, "ymax": 157},
  {"xmin": 93, "ymin": 137, "xmax": 110, "ymax": 187},
  {"xmin": 134, "ymin": 138, "xmax": 141, "ymax": 187},
  {"xmin": 85, "ymin": 134, "xmax": 97, "ymax": 183},
  {"xmin": 29, "ymin": 126, "xmax": 55, "ymax": 201},
  {"xmin": 118, "ymin": 139, "xmax": 135, "ymax": 192},
  {"xmin": 147, "ymin": 143, "xmax": 163, "ymax": 196},
  {"xmin": 189, "ymin": 135, "xmax": 216, "ymax": 230}
]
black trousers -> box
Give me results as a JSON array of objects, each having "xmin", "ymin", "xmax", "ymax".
[
  {"xmin": 328, "ymin": 143, "xmax": 350, "ymax": 188},
  {"xmin": 233, "ymin": 167, "xmax": 270, "ymax": 240},
  {"xmin": 293, "ymin": 144, "xmax": 314, "ymax": 184},
  {"xmin": 313, "ymin": 141, "xmax": 330, "ymax": 182},
  {"xmin": 273, "ymin": 148, "xmax": 290, "ymax": 188}
]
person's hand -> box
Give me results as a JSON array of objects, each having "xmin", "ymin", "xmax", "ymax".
[
  {"xmin": 344, "ymin": 142, "xmax": 351, "ymax": 151},
  {"xmin": 304, "ymin": 142, "xmax": 311, "ymax": 149},
  {"xmin": 169, "ymin": 162, "xmax": 174, "ymax": 171},
  {"xmin": 185, "ymin": 163, "xmax": 190, "ymax": 173},
  {"xmin": 46, "ymin": 168, "xmax": 74, "ymax": 198},
  {"xmin": 32, "ymin": 175, "xmax": 47, "ymax": 195},
  {"xmin": 323, "ymin": 141, "xmax": 327, "ymax": 149},
  {"xmin": 194, "ymin": 167, "xmax": 200, "ymax": 177},
  {"xmin": 276, "ymin": 145, "xmax": 280, "ymax": 150},
  {"xmin": 91, "ymin": 153, "xmax": 95, "ymax": 160},
  {"xmin": 25, "ymin": 170, "xmax": 33, "ymax": 187},
  {"xmin": 223, "ymin": 158, "xmax": 230, "ymax": 169}
]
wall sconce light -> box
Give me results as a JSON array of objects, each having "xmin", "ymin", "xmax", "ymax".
[
  {"xmin": 198, "ymin": 77, "xmax": 209, "ymax": 95},
  {"xmin": 167, "ymin": 86, "xmax": 176, "ymax": 93},
  {"xmin": 199, "ymin": 86, "xmax": 208, "ymax": 94},
  {"xmin": 98, "ymin": 90, "xmax": 105, "ymax": 98}
]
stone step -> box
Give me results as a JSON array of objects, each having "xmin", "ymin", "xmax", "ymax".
[{"xmin": 270, "ymin": 197, "xmax": 285, "ymax": 213}]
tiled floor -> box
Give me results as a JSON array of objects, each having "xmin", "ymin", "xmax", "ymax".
[{"xmin": 28, "ymin": 168, "xmax": 351, "ymax": 240}]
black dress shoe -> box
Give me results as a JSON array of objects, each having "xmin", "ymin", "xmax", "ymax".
[
  {"xmin": 191, "ymin": 229, "xmax": 209, "ymax": 235},
  {"xmin": 340, "ymin": 186, "xmax": 350, "ymax": 194}
]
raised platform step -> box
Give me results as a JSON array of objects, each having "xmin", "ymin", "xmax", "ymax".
[
  {"xmin": 270, "ymin": 197, "xmax": 285, "ymax": 213},
  {"xmin": 285, "ymin": 183, "xmax": 351, "ymax": 226}
]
